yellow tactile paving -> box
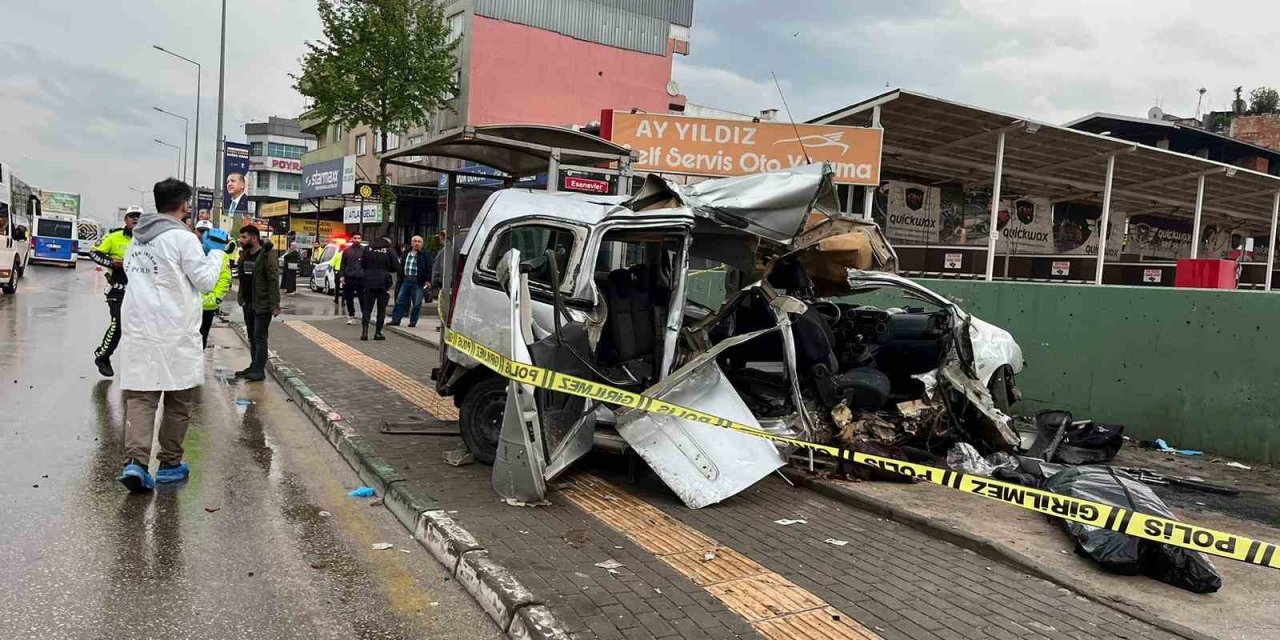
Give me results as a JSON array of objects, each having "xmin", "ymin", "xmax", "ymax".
[
  {"xmin": 708, "ymin": 574, "xmax": 827, "ymax": 623},
  {"xmin": 755, "ymin": 607, "xmax": 882, "ymax": 640},
  {"xmin": 627, "ymin": 523, "xmax": 719, "ymax": 555},
  {"xmin": 288, "ymin": 320, "xmax": 459, "ymax": 421},
  {"xmin": 664, "ymin": 547, "xmax": 767, "ymax": 586},
  {"xmin": 561, "ymin": 475, "xmax": 882, "ymax": 640},
  {"xmin": 593, "ymin": 505, "xmax": 676, "ymax": 531}
]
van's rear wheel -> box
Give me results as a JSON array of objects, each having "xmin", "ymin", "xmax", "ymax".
[{"xmin": 459, "ymin": 376, "xmax": 507, "ymax": 465}]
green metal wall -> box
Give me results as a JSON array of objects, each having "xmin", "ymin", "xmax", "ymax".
[
  {"xmin": 685, "ymin": 272, "xmax": 1280, "ymax": 463},
  {"xmin": 912, "ymin": 280, "xmax": 1280, "ymax": 464}
]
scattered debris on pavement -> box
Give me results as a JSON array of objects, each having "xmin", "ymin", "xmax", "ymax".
[
  {"xmin": 442, "ymin": 448, "xmax": 473, "ymax": 466},
  {"xmin": 204, "ymin": 507, "xmax": 221, "ymax": 513},
  {"xmin": 824, "ymin": 538, "xmax": 849, "ymax": 546},
  {"xmin": 1150, "ymin": 438, "xmax": 1203, "ymax": 457},
  {"xmin": 371, "ymin": 543, "xmax": 395, "ymax": 551},
  {"xmin": 318, "ymin": 510, "xmax": 331, "ymax": 517},
  {"xmin": 774, "ymin": 518, "xmax": 807, "ymax": 526},
  {"xmin": 348, "ymin": 486, "xmax": 376, "ymax": 498}
]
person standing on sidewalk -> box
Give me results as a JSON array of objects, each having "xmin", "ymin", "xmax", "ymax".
[
  {"xmin": 281, "ymin": 241, "xmax": 301, "ymax": 294},
  {"xmin": 339, "ymin": 233, "xmax": 365, "ymax": 325},
  {"xmin": 358, "ymin": 236, "xmax": 399, "ymax": 341},
  {"xmin": 117, "ymin": 178, "xmax": 230, "ymax": 492},
  {"xmin": 388, "ymin": 235, "xmax": 429, "ymax": 328},
  {"xmin": 235, "ymin": 225, "xmax": 282, "ymax": 382},
  {"xmin": 90, "ymin": 206, "xmax": 141, "ymax": 377},
  {"xmin": 195, "ymin": 220, "xmax": 232, "ymax": 349}
]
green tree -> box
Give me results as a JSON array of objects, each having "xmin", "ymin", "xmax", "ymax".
[
  {"xmin": 1249, "ymin": 87, "xmax": 1280, "ymax": 114},
  {"xmin": 294, "ymin": 0, "xmax": 458, "ymax": 219}
]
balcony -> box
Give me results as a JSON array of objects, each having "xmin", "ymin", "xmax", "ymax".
[{"xmin": 302, "ymin": 144, "xmax": 346, "ymax": 166}]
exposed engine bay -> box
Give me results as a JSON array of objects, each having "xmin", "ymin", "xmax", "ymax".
[{"xmin": 682, "ymin": 262, "xmax": 1016, "ymax": 464}]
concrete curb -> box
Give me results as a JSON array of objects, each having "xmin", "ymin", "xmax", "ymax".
[
  {"xmin": 385, "ymin": 324, "xmax": 440, "ymax": 349},
  {"xmin": 231, "ymin": 322, "xmax": 567, "ymax": 639},
  {"xmin": 782, "ymin": 469, "xmax": 1211, "ymax": 640}
]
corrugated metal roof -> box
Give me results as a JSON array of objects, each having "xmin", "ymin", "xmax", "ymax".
[
  {"xmin": 588, "ymin": 0, "xmax": 694, "ymax": 26},
  {"xmin": 814, "ymin": 89, "xmax": 1280, "ymax": 231},
  {"xmin": 476, "ymin": 0, "xmax": 692, "ymax": 55}
]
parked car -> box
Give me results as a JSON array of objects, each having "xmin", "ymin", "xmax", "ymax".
[
  {"xmin": 308, "ymin": 240, "xmax": 345, "ymax": 294},
  {"xmin": 435, "ymin": 164, "xmax": 1024, "ymax": 508}
]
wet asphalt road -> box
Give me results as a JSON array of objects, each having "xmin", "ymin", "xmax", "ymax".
[{"xmin": 0, "ymin": 262, "xmax": 499, "ymax": 639}]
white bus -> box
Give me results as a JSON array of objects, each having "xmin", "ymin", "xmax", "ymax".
[
  {"xmin": 0, "ymin": 162, "xmax": 34, "ymax": 294},
  {"xmin": 77, "ymin": 219, "xmax": 102, "ymax": 256}
]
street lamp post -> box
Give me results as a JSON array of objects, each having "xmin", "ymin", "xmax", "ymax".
[
  {"xmin": 127, "ymin": 187, "xmax": 150, "ymax": 214},
  {"xmin": 214, "ymin": 0, "xmax": 228, "ymax": 216},
  {"xmin": 153, "ymin": 45, "xmax": 201, "ymax": 207},
  {"xmin": 155, "ymin": 139, "xmax": 182, "ymax": 178},
  {"xmin": 153, "ymin": 107, "xmax": 189, "ymax": 182}
]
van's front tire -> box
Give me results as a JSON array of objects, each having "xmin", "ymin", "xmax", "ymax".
[
  {"xmin": 458, "ymin": 376, "xmax": 507, "ymax": 466},
  {"xmin": 1, "ymin": 265, "xmax": 16, "ymax": 294}
]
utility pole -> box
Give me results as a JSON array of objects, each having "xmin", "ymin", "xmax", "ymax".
[{"xmin": 213, "ymin": 0, "xmax": 228, "ymax": 225}]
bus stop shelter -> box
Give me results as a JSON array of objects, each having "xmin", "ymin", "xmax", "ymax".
[
  {"xmin": 813, "ymin": 89, "xmax": 1280, "ymax": 289},
  {"xmin": 380, "ymin": 123, "xmax": 637, "ymax": 317}
]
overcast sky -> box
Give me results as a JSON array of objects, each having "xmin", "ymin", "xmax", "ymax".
[{"xmin": 2, "ymin": 0, "xmax": 1276, "ymax": 222}]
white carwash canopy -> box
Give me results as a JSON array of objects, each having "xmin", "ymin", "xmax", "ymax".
[{"xmin": 812, "ymin": 89, "xmax": 1280, "ymax": 287}]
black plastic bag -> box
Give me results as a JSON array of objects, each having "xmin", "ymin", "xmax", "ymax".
[
  {"xmin": 1056, "ymin": 422, "xmax": 1125, "ymax": 465},
  {"xmin": 1043, "ymin": 466, "xmax": 1222, "ymax": 593}
]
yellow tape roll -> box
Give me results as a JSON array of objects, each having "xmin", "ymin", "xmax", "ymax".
[{"xmin": 444, "ymin": 328, "xmax": 1280, "ymax": 570}]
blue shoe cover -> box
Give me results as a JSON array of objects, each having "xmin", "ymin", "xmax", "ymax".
[
  {"xmin": 155, "ymin": 462, "xmax": 191, "ymax": 484},
  {"xmin": 118, "ymin": 462, "xmax": 155, "ymax": 493}
]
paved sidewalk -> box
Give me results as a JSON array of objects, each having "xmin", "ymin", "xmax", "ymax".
[{"xmin": 265, "ymin": 317, "xmax": 1184, "ymax": 640}]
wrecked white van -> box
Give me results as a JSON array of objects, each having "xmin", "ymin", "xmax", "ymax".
[{"xmin": 434, "ymin": 164, "xmax": 1022, "ymax": 508}]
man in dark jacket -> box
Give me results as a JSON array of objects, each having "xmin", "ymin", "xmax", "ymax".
[
  {"xmin": 359, "ymin": 236, "xmax": 399, "ymax": 341},
  {"xmin": 388, "ymin": 235, "xmax": 430, "ymax": 328},
  {"xmin": 338, "ymin": 233, "xmax": 365, "ymax": 325},
  {"xmin": 235, "ymin": 226, "xmax": 281, "ymax": 381}
]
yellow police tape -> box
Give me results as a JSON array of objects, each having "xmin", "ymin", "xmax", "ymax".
[{"xmin": 444, "ymin": 328, "xmax": 1280, "ymax": 571}]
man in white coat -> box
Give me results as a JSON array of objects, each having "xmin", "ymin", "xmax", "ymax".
[{"xmin": 117, "ymin": 178, "xmax": 231, "ymax": 493}]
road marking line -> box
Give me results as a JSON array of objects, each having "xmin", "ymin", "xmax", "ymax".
[
  {"xmin": 562, "ymin": 474, "xmax": 881, "ymax": 640},
  {"xmin": 288, "ymin": 320, "xmax": 459, "ymax": 421}
]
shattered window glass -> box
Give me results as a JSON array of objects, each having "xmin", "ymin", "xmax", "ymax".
[{"xmin": 483, "ymin": 224, "xmax": 575, "ymax": 288}]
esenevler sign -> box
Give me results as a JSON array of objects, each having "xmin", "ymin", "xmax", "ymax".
[{"xmin": 605, "ymin": 111, "xmax": 882, "ymax": 185}]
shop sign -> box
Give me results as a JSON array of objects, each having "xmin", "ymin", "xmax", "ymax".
[
  {"xmin": 260, "ymin": 201, "xmax": 290, "ymax": 218},
  {"xmin": 301, "ymin": 155, "xmax": 357, "ymax": 199},
  {"xmin": 343, "ymin": 203, "xmax": 382, "ymax": 224},
  {"xmin": 1051, "ymin": 261, "xmax": 1070, "ymax": 276},
  {"xmin": 563, "ymin": 175, "xmax": 610, "ymax": 194},
  {"xmin": 291, "ymin": 218, "xmax": 343, "ymax": 242},
  {"xmin": 605, "ymin": 111, "xmax": 882, "ymax": 185},
  {"xmin": 943, "ymin": 253, "xmax": 962, "ymax": 269}
]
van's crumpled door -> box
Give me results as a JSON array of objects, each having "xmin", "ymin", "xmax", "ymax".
[
  {"xmin": 491, "ymin": 249, "xmax": 550, "ymax": 504},
  {"xmin": 616, "ymin": 326, "xmax": 787, "ymax": 509}
]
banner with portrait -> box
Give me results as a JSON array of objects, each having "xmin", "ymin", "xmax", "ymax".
[{"xmin": 223, "ymin": 142, "xmax": 253, "ymax": 217}]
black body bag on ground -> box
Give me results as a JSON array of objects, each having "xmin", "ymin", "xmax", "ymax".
[{"xmin": 1043, "ymin": 466, "xmax": 1222, "ymax": 593}]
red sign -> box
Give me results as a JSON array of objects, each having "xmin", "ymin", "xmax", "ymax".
[
  {"xmin": 563, "ymin": 175, "xmax": 610, "ymax": 194},
  {"xmin": 270, "ymin": 158, "xmax": 302, "ymax": 172}
]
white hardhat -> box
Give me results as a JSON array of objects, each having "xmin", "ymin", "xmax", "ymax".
[
  {"xmin": 195, "ymin": 220, "xmax": 214, "ymax": 231},
  {"xmin": 125, "ymin": 206, "xmax": 144, "ymax": 217}
]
